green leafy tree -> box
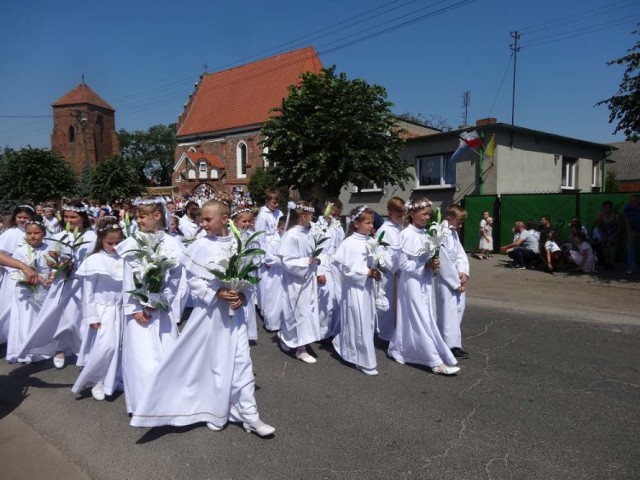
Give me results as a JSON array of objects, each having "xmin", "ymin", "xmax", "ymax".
[
  {"xmin": 88, "ymin": 155, "xmax": 146, "ymax": 202},
  {"xmin": 248, "ymin": 167, "xmax": 289, "ymax": 209},
  {"xmin": 597, "ymin": 28, "xmax": 640, "ymax": 142},
  {"xmin": 261, "ymin": 66, "xmax": 411, "ymax": 198},
  {"xmin": 605, "ymin": 171, "xmax": 620, "ymax": 193},
  {"xmin": 0, "ymin": 147, "xmax": 77, "ymax": 204},
  {"xmin": 118, "ymin": 124, "xmax": 177, "ymax": 186}
]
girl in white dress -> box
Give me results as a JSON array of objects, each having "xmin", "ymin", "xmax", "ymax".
[
  {"xmin": 261, "ymin": 217, "xmax": 286, "ymax": 332},
  {"xmin": 7, "ymin": 217, "xmax": 51, "ymax": 363},
  {"xmin": 314, "ymin": 198, "xmax": 345, "ymax": 340},
  {"xmin": 231, "ymin": 207, "xmax": 258, "ymax": 341},
  {"xmin": 388, "ymin": 198, "xmax": 460, "ymax": 376},
  {"xmin": 254, "ymin": 188, "xmax": 283, "ymax": 314},
  {"xmin": 178, "ymin": 201, "xmax": 201, "ymax": 240},
  {"xmin": 436, "ymin": 205, "xmax": 470, "ymax": 360},
  {"xmin": 130, "ymin": 198, "xmax": 275, "ymax": 437},
  {"xmin": 18, "ymin": 200, "xmax": 97, "ymax": 369},
  {"xmin": 42, "ymin": 206, "xmax": 61, "ymax": 235},
  {"xmin": 375, "ymin": 197, "xmax": 405, "ymax": 342},
  {"xmin": 115, "ymin": 197, "xmax": 187, "ymax": 415},
  {"xmin": 332, "ymin": 206, "xmax": 382, "ymax": 376},
  {"xmin": 277, "ymin": 201, "xmax": 321, "ymax": 364},
  {"xmin": 0, "ymin": 205, "xmax": 33, "ymax": 342},
  {"xmin": 72, "ymin": 217, "xmax": 124, "ymax": 401}
]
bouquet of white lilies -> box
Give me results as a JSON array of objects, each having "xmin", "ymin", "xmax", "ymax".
[
  {"xmin": 205, "ymin": 221, "xmax": 265, "ymax": 317},
  {"xmin": 123, "ymin": 232, "xmax": 179, "ymax": 312},
  {"xmin": 45, "ymin": 222, "xmax": 91, "ymax": 280},
  {"xmin": 424, "ymin": 208, "xmax": 445, "ymax": 274}
]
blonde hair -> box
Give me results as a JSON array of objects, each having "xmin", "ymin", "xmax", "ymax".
[
  {"xmin": 203, "ymin": 199, "xmax": 230, "ymax": 217},
  {"xmin": 136, "ymin": 203, "xmax": 167, "ymax": 229}
]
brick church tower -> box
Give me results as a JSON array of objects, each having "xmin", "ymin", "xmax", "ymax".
[{"xmin": 51, "ymin": 82, "xmax": 120, "ymax": 173}]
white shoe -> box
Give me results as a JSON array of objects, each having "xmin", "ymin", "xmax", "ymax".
[
  {"xmin": 53, "ymin": 353, "xmax": 65, "ymax": 369},
  {"xmin": 295, "ymin": 350, "xmax": 317, "ymax": 364},
  {"xmin": 91, "ymin": 382, "xmax": 105, "ymax": 401},
  {"xmin": 432, "ymin": 364, "xmax": 460, "ymax": 375},
  {"xmin": 359, "ymin": 367, "xmax": 378, "ymax": 376},
  {"xmin": 206, "ymin": 422, "xmax": 223, "ymax": 431},
  {"xmin": 243, "ymin": 420, "xmax": 275, "ymax": 437}
]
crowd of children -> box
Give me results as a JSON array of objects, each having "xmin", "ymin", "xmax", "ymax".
[{"xmin": 0, "ymin": 189, "xmax": 472, "ymax": 438}]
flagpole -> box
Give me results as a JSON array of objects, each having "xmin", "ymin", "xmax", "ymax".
[{"xmin": 478, "ymin": 133, "xmax": 485, "ymax": 195}]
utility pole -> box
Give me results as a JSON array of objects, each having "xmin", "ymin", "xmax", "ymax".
[
  {"xmin": 510, "ymin": 31, "xmax": 521, "ymax": 126},
  {"xmin": 462, "ymin": 91, "xmax": 470, "ymax": 127}
]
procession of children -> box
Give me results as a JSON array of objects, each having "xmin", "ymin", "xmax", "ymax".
[{"xmin": 0, "ymin": 189, "xmax": 472, "ymax": 439}]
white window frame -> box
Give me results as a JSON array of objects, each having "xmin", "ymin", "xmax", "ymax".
[
  {"xmin": 187, "ymin": 169, "xmax": 196, "ymax": 180},
  {"xmin": 415, "ymin": 154, "xmax": 455, "ymax": 189},
  {"xmin": 591, "ymin": 161, "xmax": 600, "ymax": 188},
  {"xmin": 360, "ymin": 181, "xmax": 383, "ymax": 193},
  {"xmin": 263, "ymin": 145, "xmax": 269, "ymax": 168},
  {"xmin": 210, "ymin": 169, "xmax": 219, "ymax": 179},
  {"xmin": 561, "ymin": 156, "xmax": 577, "ymax": 190},
  {"xmin": 198, "ymin": 161, "xmax": 207, "ymax": 179},
  {"xmin": 236, "ymin": 141, "xmax": 248, "ymax": 179}
]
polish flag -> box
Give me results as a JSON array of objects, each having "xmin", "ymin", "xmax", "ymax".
[{"xmin": 460, "ymin": 130, "xmax": 483, "ymax": 149}]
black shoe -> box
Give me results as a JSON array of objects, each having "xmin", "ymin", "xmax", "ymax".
[{"xmin": 451, "ymin": 347, "xmax": 469, "ymax": 359}]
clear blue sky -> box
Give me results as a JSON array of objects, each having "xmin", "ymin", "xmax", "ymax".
[{"xmin": 1, "ymin": 0, "xmax": 638, "ymax": 149}]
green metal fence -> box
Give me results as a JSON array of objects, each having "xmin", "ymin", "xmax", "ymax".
[{"xmin": 462, "ymin": 192, "xmax": 639, "ymax": 263}]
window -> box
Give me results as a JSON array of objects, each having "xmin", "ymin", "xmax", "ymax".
[
  {"xmin": 187, "ymin": 169, "xmax": 196, "ymax": 180},
  {"xmin": 263, "ymin": 145, "xmax": 269, "ymax": 168},
  {"xmin": 591, "ymin": 161, "xmax": 600, "ymax": 188},
  {"xmin": 236, "ymin": 142, "xmax": 247, "ymax": 178},
  {"xmin": 360, "ymin": 181, "xmax": 383, "ymax": 193},
  {"xmin": 210, "ymin": 169, "xmax": 219, "ymax": 179},
  {"xmin": 69, "ymin": 125, "xmax": 75, "ymax": 142},
  {"xmin": 415, "ymin": 154, "xmax": 455, "ymax": 188},
  {"xmin": 561, "ymin": 156, "xmax": 577, "ymax": 189},
  {"xmin": 199, "ymin": 161, "xmax": 207, "ymax": 179}
]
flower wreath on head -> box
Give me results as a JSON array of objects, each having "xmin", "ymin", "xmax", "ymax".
[
  {"xmin": 350, "ymin": 205, "xmax": 368, "ymax": 222},
  {"xmin": 230, "ymin": 208, "xmax": 252, "ymax": 219},
  {"xmin": 404, "ymin": 199, "xmax": 432, "ymax": 211},
  {"xmin": 97, "ymin": 223, "xmax": 122, "ymax": 234},
  {"xmin": 26, "ymin": 219, "xmax": 46, "ymax": 228},
  {"xmin": 18, "ymin": 204, "xmax": 35, "ymax": 213},
  {"xmin": 132, "ymin": 196, "xmax": 166, "ymax": 206},
  {"xmin": 288, "ymin": 201, "xmax": 314, "ymax": 213},
  {"xmin": 62, "ymin": 204, "xmax": 88, "ymax": 213}
]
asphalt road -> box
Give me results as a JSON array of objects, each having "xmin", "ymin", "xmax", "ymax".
[{"xmin": 1, "ymin": 303, "xmax": 639, "ymax": 480}]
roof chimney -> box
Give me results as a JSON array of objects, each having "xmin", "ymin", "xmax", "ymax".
[{"xmin": 476, "ymin": 117, "xmax": 497, "ymax": 127}]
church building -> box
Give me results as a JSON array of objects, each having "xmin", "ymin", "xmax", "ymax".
[
  {"xmin": 51, "ymin": 82, "xmax": 120, "ymax": 173},
  {"xmin": 172, "ymin": 46, "xmax": 323, "ymax": 198}
]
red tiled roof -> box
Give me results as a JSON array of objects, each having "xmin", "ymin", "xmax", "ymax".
[
  {"xmin": 178, "ymin": 47, "xmax": 323, "ymax": 137},
  {"xmin": 52, "ymin": 83, "xmax": 115, "ymax": 111},
  {"xmin": 186, "ymin": 152, "xmax": 225, "ymax": 170}
]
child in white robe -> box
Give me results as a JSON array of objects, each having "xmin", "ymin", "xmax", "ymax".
[
  {"xmin": 72, "ymin": 217, "xmax": 124, "ymax": 401},
  {"xmin": 375, "ymin": 197, "xmax": 405, "ymax": 342},
  {"xmin": 436, "ymin": 205, "xmax": 470, "ymax": 360},
  {"xmin": 7, "ymin": 217, "xmax": 51, "ymax": 363},
  {"xmin": 42, "ymin": 206, "xmax": 61, "ymax": 235},
  {"xmin": 115, "ymin": 197, "xmax": 188, "ymax": 415},
  {"xmin": 254, "ymin": 188, "xmax": 283, "ymax": 313},
  {"xmin": 231, "ymin": 207, "xmax": 258, "ymax": 341},
  {"xmin": 388, "ymin": 197, "xmax": 460, "ymax": 376},
  {"xmin": 332, "ymin": 206, "xmax": 382, "ymax": 376},
  {"xmin": 130, "ymin": 198, "xmax": 275, "ymax": 437},
  {"xmin": 0, "ymin": 205, "xmax": 33, "ymax": 342},
  {"xmin": 314, "ymin": 198, "xmax": 345, "ymax": 340},
  {"xmin": 277, "ymin": 201, "xmax": 321, "ymax": 364},
  {"xmin": 178, "ymin": 201, "xmax": 201, "ymax": 241},
  {"xmin": 18, "ymin": 200, "xmax": 96, "ymax": 369},
  {"xmin": 261, "ymin": 217, "xmax": 286, "ymax": 332}
]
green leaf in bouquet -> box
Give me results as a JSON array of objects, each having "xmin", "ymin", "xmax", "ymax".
[
  {"xmin": 240, "ymin": 248, "xmax": 265, "ymax": 258},
  {"xmin": 209, "ymin": 269, "xmax": 227, "ymax": 280},
  {"xmin": 315, "ymin": 237, "xmax": 329, "ymax": 246},
  {"xmin": 244, "ymin": 230, "xmax": 265, "ymax": 246},
  {"xmin": 312, "ymin": 247, "xmax": 324, "ymax": 257}
]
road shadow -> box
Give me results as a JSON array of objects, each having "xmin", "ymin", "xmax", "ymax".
[
  {"xmin": 0, "ymin": 345, "xmax": 74, "ymax": 420},
  {"xmin": 135, "ymin": 423, "xmax": 208, "ymax": 444}
]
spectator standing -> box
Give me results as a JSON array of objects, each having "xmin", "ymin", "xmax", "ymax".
[{"xmin": 595, "ymin": 201, "xmax": 622, "ymax": 271}]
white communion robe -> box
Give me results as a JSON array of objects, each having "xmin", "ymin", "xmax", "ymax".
[
  {"xmin": 0, "ymin": 227, "xmax": 27, "ymax": 342},
  {"xmin": 254, "ymin": 206, "xmax": 282, "ymax": 311},
  {"xmin": 116, "ymin": 232, "xmax": 187, "ymax": 415},
  {"xmin": 331, "ymin": 233, "xmax": 378, "ymax": 370},
  {"xmin": 375, "ymin": 219, "xmax": 403, "ymax": 342},
  {"xmin": 315, "ymin": 217, "xmax": 344, "ymax": 339},
  {"xmin": 18, "ymin": 230, "xmax": 97, "ymax": 358},
  {"xmin": 130, "ymin": 235, "xmax": 260, "ymax": 428},
  {"xmin": 277, "ymin": 225, "xmax": 321, "ymax": 348},
  {"xmin": 388, "ymin": 224, "xmax": 457, "ymax": 368},
  {"xmin": 436, "ymin": 221, "xmax": 469, "ymax": 350},
  {"xmin": 71, "ymin": 250, "xmax": 124, "ymax": 396},
  {"xmin": 260, "ymin": 235, "xmax": 285, "ymax": 332},
  {"xmin": 6, "ymin": 242, "xmax": 51, "ymax": 363}
]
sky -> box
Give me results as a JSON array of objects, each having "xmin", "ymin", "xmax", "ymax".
[{"xmin": 1, "ymin": 0, "xmax": 638, "ymax": 150}]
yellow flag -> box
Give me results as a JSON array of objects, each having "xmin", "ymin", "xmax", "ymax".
[{"xmin": 485, "ymin": 134, "xmax": 496, "ymax": 157}]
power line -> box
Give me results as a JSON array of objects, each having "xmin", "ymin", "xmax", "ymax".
[{"xmin": 487, "ymin": 52, "xmax": 513, "ymax": 117}]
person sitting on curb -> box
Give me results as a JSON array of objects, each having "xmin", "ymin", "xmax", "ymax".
[{"xmin": 500, "ymin": 221, "xmax": 540, "ymax": 269}]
